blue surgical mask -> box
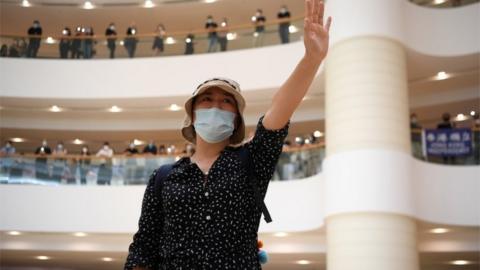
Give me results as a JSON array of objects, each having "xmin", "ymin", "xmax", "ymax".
[{"xmin": 193, "ymin": 108, "xmax": 235, "ymax": 143}]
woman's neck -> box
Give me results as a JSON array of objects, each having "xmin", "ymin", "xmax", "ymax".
[{"xmin": 191, "ymin": 137, "xmax": 229, "ymax": 163}]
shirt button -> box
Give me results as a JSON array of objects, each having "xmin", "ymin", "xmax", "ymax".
[
  {"xmin": 205, "ymin": 192, "xmax": 209, "ymax": 197},
  {"xmin": 206, "ymin": 215, "xmax": 211, "ymax": 221}
]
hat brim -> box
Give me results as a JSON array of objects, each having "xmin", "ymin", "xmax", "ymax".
[{"xmin": 182, "ymin": 81, "xmax": 246, "ymax": 145}]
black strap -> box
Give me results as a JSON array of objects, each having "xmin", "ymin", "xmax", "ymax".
[
  {"xmin": 153, "ymin": 163, "xmax": 174, "ymax": 198},
  {"xmin": 237, "ymin": 148, "xmax": 272, "ymax": 223}
]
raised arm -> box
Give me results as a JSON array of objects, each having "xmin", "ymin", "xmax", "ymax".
[{"xmin": 263, "ymin": 0, "xmax": 332, "ymax": 130}]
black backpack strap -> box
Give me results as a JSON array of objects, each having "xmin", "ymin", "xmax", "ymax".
[
  {"xmin": 237, "ymin": 147, "xmax": 272, "ymax": 223},
  {"xmin": 153, "ymin": 163, "xmax": 174, "ymax": 199}
]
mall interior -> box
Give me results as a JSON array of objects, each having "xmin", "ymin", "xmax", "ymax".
[{"xmin": 0, "ymin": 0, "xmax": 479, "ymax": 269}]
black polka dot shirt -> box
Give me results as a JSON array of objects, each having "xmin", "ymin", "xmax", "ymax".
[{"xmin": 125, "ymin": 117, "xmax": 289, "ymax": 270}]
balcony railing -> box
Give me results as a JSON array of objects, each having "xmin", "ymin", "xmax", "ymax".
[
  {"xmin": 1, "ymin": 128, "xmax": 478, "ymax": 187},
  {"xmin": 0, "ymin": 17, "xmax": 304, "ymax": 59}
]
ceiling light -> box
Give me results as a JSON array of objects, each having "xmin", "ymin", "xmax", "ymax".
[
  {"xmin": 295, "ymin": 136, "xmax": 303, "ymax": 143},
  {"xmin": 143, "ymin": 0, "xmax": 155, "ymax": 8},
  {"xmin": 10, "ymin": 138, "xmax": 25, "ymax": 143},
  {"xmin": 273, "ymin": 232, "xmax": 288, "ymax": 237},
  {"xmin": 119, "ymin": 40, "xmax": 124, "ymax": 46},
  {"xmin": 289, "ymin": 25, "xmax": 299, "ymax": 33},
  {"xmin": 36, "ymin": 256, "xmax": 50, "ymax": 260},
  {"xmin": 45, "ymin": 37, "xmax": 56, "ymax": 44},
  {"xmin": 296, "ymin": 260, "xmax": 311, "ymax": 265},
  {"xmin": 251, "ymin": 16, "xmax": 257, "ymax": 22},
  {"xmin": 313, "ymin": 131, "xmax": 323, "ymax": 138},
  {"xmin": 451, "ymin": 260, "xmax": 471, "ymax": 265},
  {"xmin": 454, "ymin": 113, "xmax": 468, "ymax": 121},
  {"xmin": 49, "ymin": 105, "xmax": 61, "ymax": 112},
  {"xmin": 253, "ymin": 31, "xmax": 259, "ymax": 37},
  {"xmin": 73, "ymin": 232, "xmax": 87, "ymax": 237},
  {"xmin": 166, "ymin": 37, "xmax": 176, "ymax": 44},
  {"xmin": 101, "ymin": 257, "xmax": 114, "ymax": 262},
  {"xmin": 109, "ymin": 106, "xmax": 122, "ymax": 113},
  {"xmin": 73, "ymin": 139, "xmax": 84, "ymax": 145},
  {"xmin": 7, "ymin": 231, "xmax": 22, "ymax": 235},
  {"xmin": 168, "ymin": 104, "xmax": 182, "ymax": 111},
  {"xmin": 304, "ymin": 139, "xmax": 311, "ymax": 144},
  {"xmin": 133, "ymin": 139, "xmax": 144, "ymax": 146},
  {"xmin": 204, "ymin": 0, "xmax": 216, "ymax": 3},
  {"xmin": 175, "ymin": 156, "xmax": 181, "ymax": 161},
  {"xmin": 470, "ymin": 111, "xmax": 476, "ymax": 116},
  {"xmin": 435, "ymin": 71, "xmax": 449, "ymax": 80},
  {"xmin": 82, "ymin": 1, "xmax": 94, "ymax": 9},
  {"xmin": 429, "ymin": 228, "xmax": 449, "ymax": 234},
  {"xmin": 226, "ymin": 32, "xmax": 237, "ymax": 41},
  {"xmin": 21, "ymin": 0, "xmax": 31, "ymax": 7},
  {"xmin": 433, "ymin": 0, "xmax": 447, "ymax": 4}
]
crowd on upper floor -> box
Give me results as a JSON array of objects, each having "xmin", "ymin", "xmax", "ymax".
[{"xmin": 0, "ymin": 5, "xmax": 292, "ymax": 59}]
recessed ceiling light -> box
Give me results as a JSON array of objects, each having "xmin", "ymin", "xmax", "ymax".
[
  {"xmin": 429, "ymin": 228, "xmax": 449, "ymax": 234},
  {"xmin": 133, "ymin": 139, "xmax": 144, "ymax": 145},
  {"xmin": 470, "ymin": 111, "xmax": 476, "ymax": 116},
  {"xmin": 36, "ymin": 255, "xmax": 50, "ymax": 260},
  {"xmin": 109, "ymin": 106, "xmax": 122, "ymax": 113},
  {"xmin": 45, "ymin": 37, "xmax": 56, "ymax": 44},
  {"xmin": 168, "ymin": 104, "xmax": 182, "ymax": 111},
  {"xmin": 227, "ymin": 32, "xmax": 237, "ymax": 41},
  {"xmin": 433, "ymin": 0, "xmax": 448, "ymax": 4},
  {"xmin": 166, "ymin": 37, "xmax": 176, "ymax": 44},
  {"xmin": 313, "ymin": 131, "xmax": 323, "ymax": 138},
  {"xmin": 143, "ymin": 0, "xmax": 155, "ymax": 8},
  {"xmin": 289, "ymin": 25, "xmax": 299, "ymax": 33},
  {"xmin": 82, "ymin": 1, "xmax": 94, "ymax": 9},
  {"xmin": 451, "ymin": 260, "xmax": 471, "ymax": 265},
  {"xmin": 296, "ymin": 260, "xmax": 311, "ymax": 265},
  {"xmin": 21, "ymin": 0, "xmax": 31, "ymax": 7},
  {"xmin": 204, "ymin": 0, "xmax": 216, "ymax": 3},
  {"xmin": 7, "ymin": 231, "xmax": 22, "ymax": 235},
  {"xmin": 49, "ymin": 105, "xmax": 62, "ymax": 112},
  {"xmin": 73, "ymin": 232, "xmax": 87, "ymax": 237},
  {"xmin": 73, "ymin": 139, "xmax": 84, "ymax": 145},
  {"xmin": 273, "ymin": 232, "xmax": 289, "ymax": 237},
  {"xmin": 454, "ymin": 113, "xmax": 468, "ymax": 121},
  {"xmin": 10, "ymin": 138, "xmax": 25, "ymax": 143},
  {"xmin": 435, "ymin": 71, "xmax": 449, "ymax": 80},
  {"xmin": 101, "ymin": 257, "xmax": 114, "ymax": 262}
]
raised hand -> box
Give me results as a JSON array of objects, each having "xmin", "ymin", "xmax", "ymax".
[{"xmin": 303, "ymin": 0, "xmax": 332, "ymax": 63}]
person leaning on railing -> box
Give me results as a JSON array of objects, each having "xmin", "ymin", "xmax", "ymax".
[
  {"xmin": 26, "ymin": 20, "xmax": 42, "ymax": 58},
  {"xmin": 277, "ymin": 5, "xmax": 291, "ymax": 44},
  {"xmin": 105, "ymin": 23, "xmax": 117, "ymax": 59}
]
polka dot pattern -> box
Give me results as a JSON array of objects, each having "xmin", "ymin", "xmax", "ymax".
[{"xmin": 125, "ymin": 117, "xmax": 289, "ymax": 269}]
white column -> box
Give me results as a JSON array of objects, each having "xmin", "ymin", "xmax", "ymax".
[{"xmin": 323, "ymin": 0, "xmax": 419, "ymax": 269}]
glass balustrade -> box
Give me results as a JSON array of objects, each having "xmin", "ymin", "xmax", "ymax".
[{"xmin": 1, "ymin": 129, "xmax": 477, "ymax": 187}]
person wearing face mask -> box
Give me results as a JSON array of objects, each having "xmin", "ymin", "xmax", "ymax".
[
  {"xmin": 124, "ymin": 142, "xmax": 140, "ymax": 184},
  {"xmin": 205, "ymin": 15, "xmax": 218, "ymax": 53},
  {"xmin": 124, "ymin": 23, "xmax": 138, "ymax": 58},
  {"xmin": 105, "ymin": 23, "xmax": 117, "ymax": 59},
  {"xmin": 96, "ymin": 142, "xmax": 114, "ymax": 185},
  {"xmin": 59, "ymin": 27, "xmax": 71, "ymax": 59},
  {"xmin": 252, "ymin": 9, "xmax": 266, "ymax": 47},
  {"xmin": 410, "ymin": 113, "xmax": 423, "ymax": 160},
  {"xmin": 217, "ymin": 18, "xmax": 229, "ymax": 52},
  {"xmin": 152, "ymin": 24, "xmax": 166, "ymax": 56},
  {"xmin": 52, "ymin": 141, "xmax": 68, "ymax": 182},
  {"xmin": 79, "ymin": 145, "xmax": 91, "ymax": 185},
  {"xmin": 26, "ymin": 20, "xmax": 42, "ymax": 58},
  {"xmin": 125, "ymin": 1, "xmax": 332, "ymax": 269},
  {"xmin": 277, "ymin": 5, "xmax": 291, "ymax": 44},
  {"xmin": 34, "ymin": 139, "xmax": 52, "ymax": 181},
  {"xmin": 71, "ymin": 26, "xmax": 83, "ymax": 59}
]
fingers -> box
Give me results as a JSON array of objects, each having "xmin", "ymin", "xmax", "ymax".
[
  {"xmin": 305, "ymin": 0, "xmax": 313, "ymax": 29},
  {"xmin": 318, "ymin": 1, "xmax": 324, "ymax": 26},
  {"xmin": 325, "ymin": 16, "xmax": 332, "ymax": 32}
]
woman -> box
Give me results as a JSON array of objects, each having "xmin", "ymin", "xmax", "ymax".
[
  {"xmin": 125, "ymin": 0, "xmax": 331, "ymax": 269},
  {"xmin": 152, "ymin": 24, "xmax": 166, "ymax": 56}
]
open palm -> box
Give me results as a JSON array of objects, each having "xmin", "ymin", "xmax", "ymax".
[{"xmin": 304, "ymin": 0, "xmax": 332, "ymax": 63}]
